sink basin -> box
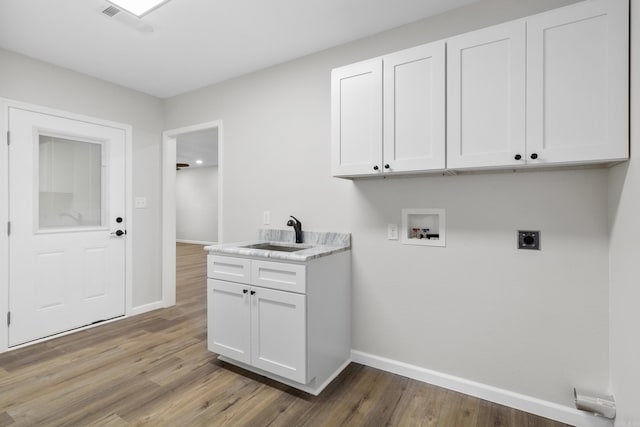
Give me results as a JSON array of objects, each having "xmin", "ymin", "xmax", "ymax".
[{"xmin": 242, "ymin": 243, "xmax": 310, "ymax": 252}]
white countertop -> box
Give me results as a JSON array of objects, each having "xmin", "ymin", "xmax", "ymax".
[{"xmin": 204, "ymin": 229, "xmax": 351, "ymax": 262}]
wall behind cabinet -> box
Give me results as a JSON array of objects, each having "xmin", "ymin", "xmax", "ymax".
[{"xmin": 165, "ymin": 0, "xmax": 608, "ymax": 408}]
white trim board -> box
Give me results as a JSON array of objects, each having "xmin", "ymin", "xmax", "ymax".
[
  {"xmin": 162, "ymin": 121, "xmax": 223, "ymax": 310},
  {"xmin": 351, "ymin": 350, "xmax": 612, "ymax": 427},
  {"xmin": 128, "ymin": 301, "xmax": 165, "ymax": 317}
]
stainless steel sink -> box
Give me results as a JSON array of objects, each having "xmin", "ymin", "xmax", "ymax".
[{"xmin": 242, "ymin": 243, "xmax": 310, "ymax": 252}]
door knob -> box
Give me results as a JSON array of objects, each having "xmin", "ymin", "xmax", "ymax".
[
  {"xmin": 116, "ymin": 217, "xmax": 123, "ymax": 223},
  {"xmin": 384, "ymin": 164, "xmax": 390, "ymax": 169},
  {"xmin": 111, "ymin": 230, "xmax": 125, "ymax": 237},
  {"xmin": 514, "ymin": 154, "xmax": 522, "ymax": 160},
  {"xmin": 243, "ymin": 289, "xmax": 248, "ymax": 294},
  {"xmin": 530, "ymin": 153, "xmax": 538, "ymax": 159},
  {"xmin": 250, "ymin": 290, "xmax": 256, "ymax": 295},
  {"xmin": 373, "ymin": 165, "xmax": 379, "ymax": 171}
]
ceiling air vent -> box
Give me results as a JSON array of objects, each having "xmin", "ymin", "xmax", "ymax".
[{"xmin": 102, "ymin": 5, "xmax": 121, "ymax": 17}]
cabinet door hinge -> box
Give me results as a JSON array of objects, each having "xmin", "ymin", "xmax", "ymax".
[
  {"xmin": 6, "ymin": 131, "xmax": 9, "ymax": 145},
  {"xmin": 7, "ymin": 312, "xmax": 10, "ymax": 326},
  {"xmin": 7, "ymin": 221, "xmax": 10, "ymax": 236}
]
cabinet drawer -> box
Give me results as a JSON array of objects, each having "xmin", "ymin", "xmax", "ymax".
[
  {"xmin": 208, "ymin": 255, "xmax": 251, "ymax": 284},
  {"xmin": 251, "ymin": 260, "xmax": 306, "ymax": 293}
]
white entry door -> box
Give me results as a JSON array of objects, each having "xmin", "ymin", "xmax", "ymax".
[{"xmin": 8, "ymin": 107, "xmax": 126, "ymax": 347}]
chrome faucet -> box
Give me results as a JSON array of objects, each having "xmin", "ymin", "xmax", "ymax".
[{"xmin": 286, "ymin": 216, "xmax": 303, "ymax": 243}]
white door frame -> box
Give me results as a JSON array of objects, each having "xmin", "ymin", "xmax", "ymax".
[
  {"xmin": 162, "ymin": 121, "xmax": 223, "ymax": 307},
  {"xmin": 0, "ymin": 98, "xmax": 134, "ymax": 353}
]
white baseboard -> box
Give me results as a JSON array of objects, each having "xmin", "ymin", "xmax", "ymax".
[
  {"xmin": 176, "ymin": 239, "xmax": 216, "ymax": 245},
  {"xmin": 350, "ymin": 350, "xmax": 612, "ymax": 427},
  {"xmin": 129, "ymin": 300, "xmax": 165, "ymax": 316}
]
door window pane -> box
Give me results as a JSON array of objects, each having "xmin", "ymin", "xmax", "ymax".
[{"xmin": 39, "ymin": 135, "xmax": 103, "ymax": 228}]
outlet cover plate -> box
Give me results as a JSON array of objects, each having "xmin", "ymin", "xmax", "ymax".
[{"xmin": 388, "ymin": 223, "xmax": 398, "ymax": 240}]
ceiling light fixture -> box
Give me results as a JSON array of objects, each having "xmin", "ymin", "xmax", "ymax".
[
  {"xmin": 106, "ymin": 0, "xmax": 172, "ymax": 18},
  {"xmin": 195, "ymin": 159, "xmax": 203, "ymax": 165}
]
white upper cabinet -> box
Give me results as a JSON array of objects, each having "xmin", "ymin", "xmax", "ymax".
[
  {"xmin": 526, "ymin": 0, "xmax": 628, "ymax": 166},
  {"xmin": 331, "ymin": 0, "xmax": 628, "ymax": 177},
  {"xmin": 331, "ymin": 41, "xmax": 446, "ymax": 177},
  {"xmin": 331, "ymin": 58, "xmax": 382, "ymax": 177},
  {"xmin": 446, "ymin": 22, "xmax": 526, "ymax": 170},
  {"xmin": 383, "ymin": 42, "xmax": 446, "ymax": 173}
]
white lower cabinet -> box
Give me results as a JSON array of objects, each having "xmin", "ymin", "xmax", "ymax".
[
  {"xmin": 208, "ymin": 280, "xmax": 252, "ymax": 364},
  {"xmin": 208, "ymin": 278, "xmax": 306, "ymax": 383},
  {"xmin": 207, "ymin": 252, "xmax": 350, "ymax": 395},
  {"xmin": 250, "ymin": 286, "xmax": 306, "ymax": 383}
]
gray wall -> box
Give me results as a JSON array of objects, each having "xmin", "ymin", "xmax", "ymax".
[
  {"xmin": 608, "ymin": 1, "xmax": 640, "ymax": 424},
  {"xmin": 163, "ymin": 0, "xmax": 604, "ymax": 407},
  {"xmin": 176, "ymin": 166, "xmax": 218, "ymax": 243},
  {"xmin": 0, "ymin": 48, "xmax": 164, "ymax": 307},
  {"xmin": 4, "ymin": 0, "xmax": 637, "ymax": 420}
]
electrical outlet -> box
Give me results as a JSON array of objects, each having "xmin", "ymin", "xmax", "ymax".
[
  {"xmin": 263, "ymin": 211, "xmax": 270, "ymax": 225},
  {"xmin": 518, "ymin": 230, "xmax": 540, "ymax": 250},
  {"xmin": 388, "ymin": 223, "xmax": 399, "ymax": 240}
]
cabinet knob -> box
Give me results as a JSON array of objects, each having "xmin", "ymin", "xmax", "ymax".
[
  {"xmin": 530, "ymin": 153, "xmax": 538, "ymax": 160},
  {"xmin": 373, "ymin": 165, "xmax": 379, "ymax": 171},
  {"xmin": 250, "ymin": 290, "xmax": 256, "ymax": 295},
  {"xmin": 243, "ymin": 289, "xmax": 248, "ymax": 294},
  {"xmin": 514, "ymin": 154, "xmax": 522, "ymax": 160},
  {"xmin": 384, "ymin": 164, "xmax": 390, "ymax": 169}
]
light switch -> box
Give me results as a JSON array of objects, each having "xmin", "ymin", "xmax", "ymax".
[
  {"xmin": 135, "ymin": 197, "xmax": 147, "ymax": 209},
  {"xmin": 387, "ymin": 223, "xmax": 399, "ymax": 240}
]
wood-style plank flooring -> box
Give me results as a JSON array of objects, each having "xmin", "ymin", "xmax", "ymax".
[{"xmin": 0, "ymin": 243, "xmax": 573, "ymax": 426}]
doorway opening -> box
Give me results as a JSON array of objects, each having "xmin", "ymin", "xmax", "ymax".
[
  {"xmin": 175, "ymin": 128, "xmax": 219, "ymax": 246},
  {"xmin": 162, "ymin": 121, "xmax": 223, "ymax": 308}
]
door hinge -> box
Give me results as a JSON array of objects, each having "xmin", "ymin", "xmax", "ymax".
[
  {"xmin": 6, "ymin": 131, "xmax": 9, "ymax": 145},
  {"xmin": 6, "ymin": 312, "xmax": 10, "ymax": 326},
  {"xmin": 7, "ymin": 221, "xmax": 10, "ymax": 236}
]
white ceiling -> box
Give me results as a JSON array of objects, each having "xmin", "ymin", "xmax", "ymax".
[
  {"xmin": 177, "ymin": 127, "xmax": 218, "ymax": 168},
  {"xmin": 0, "ymin": 0, "xmax": 477, "ymax": 98}
]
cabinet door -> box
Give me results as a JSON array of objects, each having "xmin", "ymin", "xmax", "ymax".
[
  {"xmin": 447, "ymin": 21, "xmax": 526, "ymax": 169},
  {"xmin": 331, "ymin": 58, "xmax": 383, "ymax": 177},
  {"xmin": 383, "ymin": 42, "xmax": 445, "ymax": 173},
  {"xmin": 527, "ymin": 0, "xmax": 628, "ymax": 165},
  {"xmin": 251, "ymin": 287, "xmax": 306, "ymax": 383},
  {"xmin": 207, "ymin": 279, "xmax": 251, "ymax": 364}
]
